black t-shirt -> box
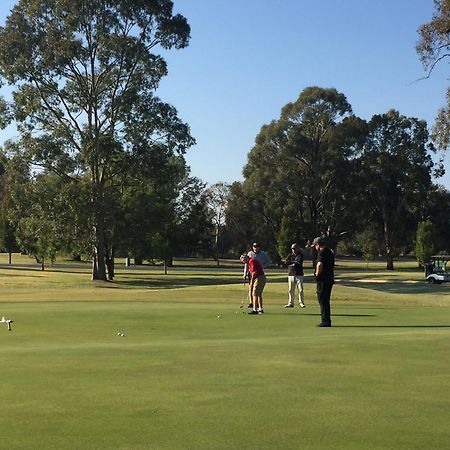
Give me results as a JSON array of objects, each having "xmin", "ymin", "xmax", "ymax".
[{"xmin": 317, "ymin": 247, "xmax": 335, "ymax": 283}]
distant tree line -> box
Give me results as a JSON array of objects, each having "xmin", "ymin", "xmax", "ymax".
[{"xmin": 223, "ymin": 87, "xmax": 450, "ymax": 270}]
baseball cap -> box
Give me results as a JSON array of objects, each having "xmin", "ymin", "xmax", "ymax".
[{"xmin": 311, "ymin": 236, "xmax": 326, "ymax": 247}]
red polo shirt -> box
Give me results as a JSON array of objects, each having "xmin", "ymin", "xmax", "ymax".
[{"xmin": 249, "ymin": 258, "xmax": 264, "ymax": 278}]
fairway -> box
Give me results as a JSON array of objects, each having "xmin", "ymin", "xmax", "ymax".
[{"xmin": 1, "ymin": 260, "xmax": 450, "ymax": 449}]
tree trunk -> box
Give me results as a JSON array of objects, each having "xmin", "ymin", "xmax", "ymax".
[
  {"xmin": 386, "ymin": 255, "xmax": 394, "ymax": 271},
  {"xmin": 92, "ymin": 253, "xmax": 98, "ymax": 280},
  {"xmin": 214, "ymin": 226, "xmax": 220, "ymax": 267},
  {"xmin": 106, "ymin": 255, "xmax": 115, "ymax": 280},
  {"xmin": 8, "ymin": 252, "xmax": 11, "ymax": 264},
  {"xmin": 91, "ymin": 172, "xmax": 107, "ymax": 280},
  {"xmin": 383, "ymin": 213, "xmax": 395, "ymax": 271},
  {"xmin": 92, "ymin": 212, "xmax": 107, "ymax": 280},
  {"xmin": 105, "ymin": 240, "xmax": 115, "ymax": 280}
]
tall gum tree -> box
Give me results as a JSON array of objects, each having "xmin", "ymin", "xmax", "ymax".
[
  {"xmin": 242, "ymin": 87, "xmax": 364, "ymax": 256},
  {"xmin": 417, "ymin": 0, "xmax": 450, "ymax": 152},
  {"xmin": 0, "ymin": 0, "xmax": 194, "ymax": 280},
  {"xmin": 356, "ymin": 110, "xmax": 437, "ymax": 270}
]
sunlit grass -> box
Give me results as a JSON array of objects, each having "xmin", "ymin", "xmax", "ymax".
[{"xmin": 0, "ymin": 256, "xmax": 449, "ymax": 449}]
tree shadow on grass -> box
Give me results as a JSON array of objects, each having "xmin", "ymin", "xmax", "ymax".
[
  {"xmin": 267, "ymin": 275, "xmax": 316, "ymax": 283},
  {"xmin": 336, "ymin": 277, "xmax": 449, "ymax": 295},
  {"xmin": 0, "ymin": 266, "xmax": 47, "ymax": 277},
  {"xmin": 268, "ymin": 312, "xmax": 376, "ymax": 317},
  {"xmin": 107, "ymin": 276, "xmax": 245, "ymax": 290},
  {"xmin": 334, "ymin": 325, "xmax": 450, "ymax": 328}
]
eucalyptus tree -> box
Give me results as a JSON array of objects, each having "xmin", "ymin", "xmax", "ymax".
[
  {"xmin": 0, "ymin": 156, "xmax": 17, "ymax": 261},
  {"xmin": 415, "ymin": 221, "xmax": 435, "ymax": 268},
  {"xmin": 241, "ymin": 87, "xmax": 364, "ymax": 258},
  {"xmin": 114, "ymin": 158, "xmax": 183, "ymax": 269},
  {"xmin": 0, "ymin": 0, "xmax": 194, "ymax": 280},
  {"xmin": 356, "ymin": 110, "xmax": 437, "ymax": 270},
  {"xmin": 175, "ymin": 176, "xmax": 214, "ymax": 258},
  {"xmin": 205, "ymin": 182, "xmax": 230, "ymax": 264},
  {"xmin": 417, "ymin": 0, "xmax": 450, "ymax": 151},
  {"xmin": 8, "ymin": 169, "xmax": 73, "ymax": 269},
  {"xmin": 421, "ymin": 184, "xmax": 450, "ymax": 253},
  {"xmin": 223, "ymin": 181, "xmax": 257, "ymax": 254}
]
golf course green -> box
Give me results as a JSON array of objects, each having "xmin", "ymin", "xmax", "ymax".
[{"xmin": 1, "ymin": 257, "xmax": 449, "ymax": 449}]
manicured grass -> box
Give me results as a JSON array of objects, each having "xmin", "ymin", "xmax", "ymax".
[{"xmin": 0, "ymin": 259, "xmax": 449, "ymax": 449}]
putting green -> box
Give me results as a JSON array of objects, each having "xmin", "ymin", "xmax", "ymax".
[{"xmin": 0, "ymin": 262, "xmax": 449, "ymax": 449}]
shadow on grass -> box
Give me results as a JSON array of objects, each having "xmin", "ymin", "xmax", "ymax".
[
  {"xmin": 0, "ymin": 266, "xmax": 47, "ymax": 277},
  {"xmin": 268, "ymin": 312, "xmax": 376, "ymax": 317},
  {"xmin": 336, "ymin": 277, "xmax": 449, "ymax": 295},
  {"xmin": 334, "ymin": 325, "xmax": 450, "ymax": 328},
  {"xmin": 107, "ymin": 276, "xmax": 244, "ymax": 290},
  {"xmin": 0, "ymin": 264, "xmax": 89, "ymax": 275}
]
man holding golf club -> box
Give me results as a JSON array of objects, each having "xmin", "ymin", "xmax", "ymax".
[
  {"xmin": 243, "ymin": 242, "xmax": 271, "ymax": 308},
  {"xmin": 240, "ymin": 253, "xmax": 266, "ymax": 314}
]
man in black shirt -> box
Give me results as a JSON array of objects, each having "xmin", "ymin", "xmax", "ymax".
[{"xmin": 312, "ymin": 236, "xmax": 335, "ymax": 327}]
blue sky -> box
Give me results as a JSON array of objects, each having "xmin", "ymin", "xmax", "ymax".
[{"xmin": 1, "ymin": 0, "xmax": 449, "ymax": 189}]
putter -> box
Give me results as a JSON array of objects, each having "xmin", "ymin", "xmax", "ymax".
[{"xmin": 240, "ymin": 278, "xmax": 246, "ymax": 308}]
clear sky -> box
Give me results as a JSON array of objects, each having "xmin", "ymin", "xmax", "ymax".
[{"xmin": 1, "ymin": 0, "xmax": 449, "ymax": 189}]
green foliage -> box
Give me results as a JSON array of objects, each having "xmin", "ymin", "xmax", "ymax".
[
  {"xmin": 176, "ymin": 176, "xmax": 214, "ymax": 257},
  {"xmin": 356, "ymin": 110, "xmax": 437, "ymax": 269},
  {"xmin": 417, "ymin": 0, "xmax": 450, "ymax": 152},
  {"xmin": 230, "ymin": 87, "xmax": 443, "ymax": 270},
  {"xmin": 415, "ymin": 220, "xmax": 435, "ymax": 266},
  {"xmin": 276, "ymin": 214, "xmax": 303, "ymax": 261},
  {"xmin": 0, "ymin": 0, "xmax": 194, "ymax": 279},
  {"xmin": 235, "ymin": 87, "xmax": 368, "ymax": 257},
  {"xmin": 8, "ymin": 171, "xmax": 90, "ymax": 267},
  {"xmin": 205, "ymin": 182, "xmax": 230, "ymax": 261},
  {"xmin": 362, "ymin": 239, "xmax": 378, "ymax": 270},
  {"xmin": 421, "ymin": 185, "xmax": 450, "ymax": 253},
  {"xmin": 223, "ymin": 181, "xmax": 254, "ymax": 254}
]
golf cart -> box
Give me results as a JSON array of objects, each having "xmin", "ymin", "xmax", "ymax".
[{"xmin": 425, "ymin": 255, "xmax": 450, "ymax": 284}]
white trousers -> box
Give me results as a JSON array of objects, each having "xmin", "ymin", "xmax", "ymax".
[{"xmin": 288, "ymin": 275, "xmax": 304, "ymax": 305}]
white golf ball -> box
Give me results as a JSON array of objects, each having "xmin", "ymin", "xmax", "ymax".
[{"xmin": 217, "ymin": 315, "xmax": 221, "ymax": 318}]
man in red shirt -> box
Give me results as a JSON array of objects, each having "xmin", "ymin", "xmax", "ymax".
[{"xmin": 240, "ymin": 254, "xmax": 267, "ymax": 314}]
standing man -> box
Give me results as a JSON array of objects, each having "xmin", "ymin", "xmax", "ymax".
[
  {"xmin": 312, "ymin": 236, "xmax": 335, "ymax": 327},
  {"xmin": 240, "ymin": 254, "xmax": 266, "ymax": 314},
  {"xmin": 284, "ymin": 243, "xmax": 306, "ymax": 308},
  {"xmin": 243, "ymin": 242, "xmax": 271, "ymax": 308}
]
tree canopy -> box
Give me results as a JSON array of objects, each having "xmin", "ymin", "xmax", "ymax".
[
  {"xmin": 225, "ymin": 87, "xmax": 445, "ymax": 269},
  {"xmin": 0, "ymin": 0, "xmax": 195, "ymax": 279},
  {"xmin": 417, "ymin": 0, "xmax": 450, "ymax": 151}
]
